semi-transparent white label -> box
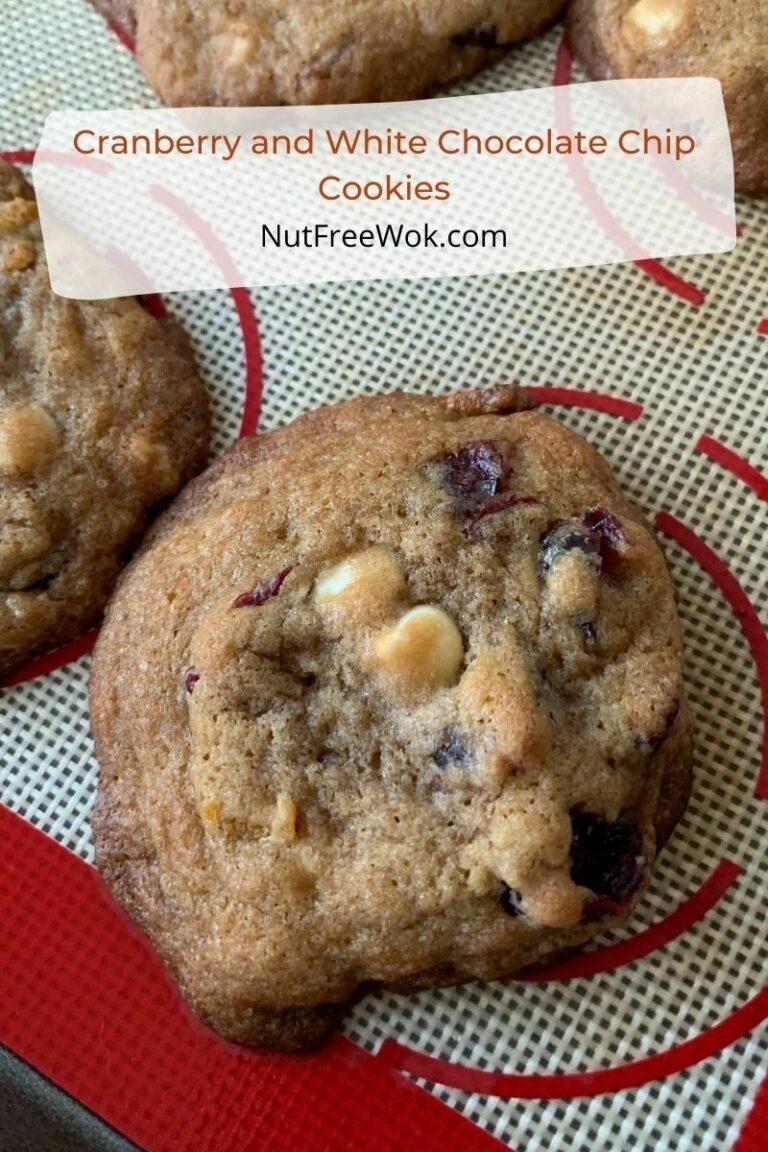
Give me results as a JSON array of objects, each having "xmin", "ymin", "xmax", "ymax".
[{"xmin": 34, "ymin": 79, "xmax": 735, "ymax": 299}]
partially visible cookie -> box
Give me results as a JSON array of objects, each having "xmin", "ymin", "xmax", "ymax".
[
  {"xmin": 95, "ymin": 0, "xmax": 567, "ymax": 105},
  {"xmin": 93, "ymin": 0, "xmax": 137, "ymax": 40},
  {"xmin": 91, "ymin": 384, "xmax": 693, "ymax": 1051},
  {"xmin": 568, "ymin": 0, "xmax": 768, "ymax": 194},
  {"xmin": 0, "ymin": 160, "xmax": 210, "ymax": 676}
]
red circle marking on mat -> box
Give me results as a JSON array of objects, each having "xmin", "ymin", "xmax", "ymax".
[
  {"xmin": 0, "ymin": 805, "xmax": 507, "ymax": 1152},
  {"xmin": 696, "ymin": 435, "xmax": 768, "ymax": 504},
  {"xmin": 87, "ymin": 0, "xmax": 135, "ymax": 53},
  {"xmin": 0, "ymin": 630, "xmax": 99, "ymax": 689},
  {"xmin": 377, "ymin": 987, "xmax": 768, "ymax": 1098},
  {"xmin": 149, "ymin": 185, "xmax": 264, "ymax": 436},
  {"xmin": 527, "ymin": 385, "xmax": 643, "ymax": 421},
  {"xmin": 553, "ymin": 39, "xmax": 707, "ymax": 308},
  {"xmin": 735, "ymin": 1069, "xmax": 768, "ymax": 1152},
  {"xmin": 140, "ymin": 293, "xmax": 167, "ymax": 319},
  {"xmin": 1, "ymin": 148, "xmax": 36, "ymax": 165},
  {"xmin": 655, "ymin": 511, "xmax": 768, "ymax": 801},
  {"xmin": 520, "ymin": 858, "xmax": 740, "ymax": 982},
  {"xmin": 757, "ymin": 318, "xmax": 768, "ymax": 336},
  {"xmin": 0, "ymin": 150, "xmax": 263, "ymax": 684}
]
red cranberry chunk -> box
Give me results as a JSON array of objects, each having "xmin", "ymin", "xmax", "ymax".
[
  {"xmin": 438, "ymin": 441, "xmax": 506, "ymax": 503},
  {"xmin": 431, "ymin": 728, "xmax": 469, "ymax": 769},
  {"xmin": 184, "ymin": 668, "xmax": 200, "ymax": 694},
  {"xmin": 466, "ymin": 493, "xmax": 538, "ymax": 536},
  {"xmin": 539, "ymin": 520, "xmax": 600, "ymax": 579},
  {"xmin": 569, "ymin": 810, "xmax": 645, "ymax": 905},
  {"xmin": 452, "ymin": 25, "xmax": 502, "ymax": 49},
  {"xmin": 232, "ymin": 565, "xmax": 293, "ymax": 609},
  {"xmin": 636, "ymin": 699, "xmax": 680, "ymax": 753},
  {"xmin": 583, "ymin": 507, "xmax": 626, "ymax": 570}
]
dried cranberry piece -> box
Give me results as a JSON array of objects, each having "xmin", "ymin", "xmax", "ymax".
[
  {"xmin": 636, "ymin": 699, "xmax": 680, "ymax": 753},
  {"xmin": 538, "ymin": 520, "xmax": 599, "ymax": 578},
  {"xmin": 499, "ymin": 886, "xmax": 525, "ymax": 917},
  {"xmin": 569, "ymin": 810, "xmax": 645, "ymax": 906},
  {"xmin": 439, "ymin": 441, "xmax": 506, "ymax": 502},
  {"xmin": 452, "ymin": 25, "xmax": 501, "ymax": 49},
  {"xmin": 582, "ymin": 894, "xmax": 625, "ymax": 921},
  {"xmin": 539, "ymin": 509, "xmax": 626, "ymax": 580},
  {"xmin": 184, "ymin": 668, "xmax": 200, "ymax": 694},
  {"xmin": 431, "ymin": 728, "xmax": 469, "ymax": 769},
  {"xmin": 466, "ymin": 493, "xmax": 538, "ymax": 536},
  {"xmin": 582, "ymin": 507, "xmax": 626, "ymax": 570},
  {"xmin": 232, "ymin": 565, "xmax": 293, "ymax": 609}
]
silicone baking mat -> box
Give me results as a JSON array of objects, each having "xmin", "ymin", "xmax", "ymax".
[{"xmin": 0, "ymin": 2, "xmax": 766, "ymax": 1149}]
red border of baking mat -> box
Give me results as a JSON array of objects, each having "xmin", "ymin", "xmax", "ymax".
[{"xmin": 0, "ymin": 804, "xmax": 507, "ymax": 1152}]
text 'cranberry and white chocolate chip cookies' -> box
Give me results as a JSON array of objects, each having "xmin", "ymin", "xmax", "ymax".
[
  {"xmin": 90, "ymin": 385, "xmax": 693, "ymax": 1051},
  {"xmin": 567, "ymin": 0, "xmax": 768, "ymax": 194},
  {"xmin": 0, "ymin": 161, "xmax": 210, "ymax": 676},
  {"xmin": 94, "ymin": 0, "xmax": 567, "ymax": 106}
]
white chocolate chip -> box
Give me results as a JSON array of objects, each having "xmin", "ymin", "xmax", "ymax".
[
  {"xmin": 217, "ymin": 23, "xmax": 260, "ymax": 67},
  {"xmin": 228, "ymin": 34, "xmax": 256, "ymax": 65},
  {"xmin": 315, "ymin": 547, "xmax": 406, "ymax": 629},
  {"xmin": 623, "ymin": 0, "xmax": 687, "ymax": 41},
  {"xmin": 130, "ymin": 435, "xmax": 179, "ymax": 495},
  {"xmin": 0, "ymin": 404, "xmax": 59, "ymax": 476},
  {"xmin": 372, "ymin": 605, "xmax": 464, "ymax": 697},
  {"xmin": 315, "ymin": 560, "xmax": 356, "ymax": 598},
  {"xmin": 271, "ymin": 792, "xmax": 299, "ymax": 841}
]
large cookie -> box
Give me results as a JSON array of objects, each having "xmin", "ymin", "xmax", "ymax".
[
  {"xmin": 91, "ymin": 385, "xmax": 693, "ymax": 1050},
  {"xmin": 568, "ymin": 0, "xmax": 768, "ymax": 194},
  {"xmin": 94, "ymin": 0, "xmax": 567, "ymax": 105},
  {"xmin": 0, "ymin": 161, "xmax": 210, "ymax": 676}
]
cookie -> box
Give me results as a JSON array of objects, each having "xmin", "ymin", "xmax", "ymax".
[
  {"xmin": 95, "ymin": 0, "xmax": 567, "ymax": 106},
  {"xmin": 0, "ymin": 160, "xmax": 210, "ymax": 676},
  {"xmin": 91, "ymin": 384, "xmax": 693, "ymax": 1051},
  {"xmin": 567, "ymin": 0, "xmax": 768, "ymax": 194},
  {"xmin": 94, "ymin": 0, "xmax": 137, "ymax": 40}
]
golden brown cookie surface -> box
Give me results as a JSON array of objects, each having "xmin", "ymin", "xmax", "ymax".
[
  {"xmin": 95, "ymin": 0, "xmax": 566, "ymax": 106},
  {"xmin": 567, "ymin": 0, "xmax": 768, "ymax": 193},
  {"xmin": 0, "ymin": 161, "xmax": 210, "ymax": 675},
  {"xmin": 91, "ymin": 385, "xmax": 692, "ymax": 1050}
]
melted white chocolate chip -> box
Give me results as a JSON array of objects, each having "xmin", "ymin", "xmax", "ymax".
[
  {"xmin": 0, "ymin": 404, "xmax": 59, "ymax": 476},
  {"xmin": 217, "ymin": 22, "xmax": 260, "ymax": 67},
  {"xmin": 623, "ymin": 0, "xmax": 687, "ymax": 42},
  {"xmin": 315, "ymin": 547, "xmax": 406, "ymax": 629},
  {"xmin": 228, "ymin": 34, "xmax": 256, "ymax": 65},
  {"xmin": 372, "ymin": 604, "xmax": 464, "ymax": 697}
]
